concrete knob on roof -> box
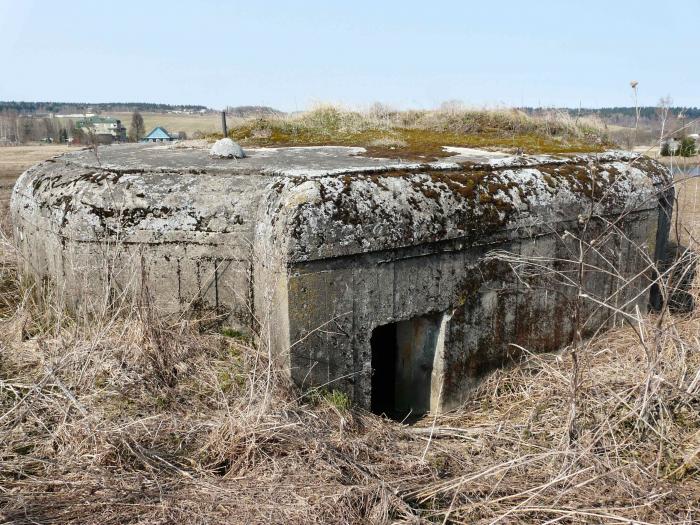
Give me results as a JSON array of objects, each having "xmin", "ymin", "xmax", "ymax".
[{"xmin": 210, "ymin": 138, "xmax": 245, "ymax": 159}]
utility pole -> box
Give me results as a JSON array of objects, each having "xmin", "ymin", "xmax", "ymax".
[{"xmin": 221, "ymin": 110, "xmax": 228, "ymax": 137}]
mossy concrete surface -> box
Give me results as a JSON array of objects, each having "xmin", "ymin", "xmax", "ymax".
[
  {"xmin": 228, "ymin": 123, "xmax": 609, "ymax": 160},
  {"xmin": 11, "ymin": 143, "xmax": 672, "ymax": 414}
]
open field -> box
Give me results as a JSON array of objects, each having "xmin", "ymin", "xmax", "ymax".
[
  {"xmin": 1, "ymin": 125, "xmax": 699, "ymax": 523},
  {"xmin": 0, "ymin": 144, "xmax": 76, "ymax": 217},
  {"xmin": 0, "ymin": 144, "xmax": 75, "ymax": 189},
  {"xmin": 674, "ymin": 169, "xmax": 700, "ymax": 248},
  {"xmin": 110, "ymin": 111, "xmax": 221, "ymax": 137}
]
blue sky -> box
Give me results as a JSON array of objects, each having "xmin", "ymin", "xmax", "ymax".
[{"xmin": 1, "ymin": 0, "xmax": 697, "ymax": 111}]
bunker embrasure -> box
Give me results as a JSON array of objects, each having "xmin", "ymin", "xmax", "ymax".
[{"xmin": 11, "ymin": 143, "xmax": 673, "ymax": 417}]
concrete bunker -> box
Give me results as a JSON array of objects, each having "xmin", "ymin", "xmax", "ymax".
[{"xmin": 10, "ymin": 143, "xmax": 673, "ymax": 414}]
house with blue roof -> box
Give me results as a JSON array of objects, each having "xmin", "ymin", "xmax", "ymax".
[{"xmin": 142, "ymin": 127, "xmax": 177, "ymax": 142}]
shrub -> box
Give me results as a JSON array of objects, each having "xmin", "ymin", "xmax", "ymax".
[{"xmin": 680, "ymin": 136, "xmax": 697, "ymax": 157}]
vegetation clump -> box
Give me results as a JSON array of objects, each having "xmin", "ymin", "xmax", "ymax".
[
  {"xmin": 661, "ymin": 136, "xmax": 698, "ymax": 157},
  {"xmin": 681, "ymin": 136, "xmax": 698, "ymax": 157},
  {"xmin": 214, "ymin": 105, "xmax": 613, "ymax": 159}
]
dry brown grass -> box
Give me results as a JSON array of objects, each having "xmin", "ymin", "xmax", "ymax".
[
  {"xmin": 1, "ymin": 130, "xmax": 699, "ymax": 524},
  {"xmin": 1, "ymin": 236, "xmax": 699, "ymax": 523}
]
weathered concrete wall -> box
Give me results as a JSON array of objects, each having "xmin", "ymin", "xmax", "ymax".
[
  {"xmin": 11, "ymin": 144, "xmax": 672, "ymax": 416},
  {"xmin": 256, "ymin": 151, "xmax": 671, "ymax": 413},
  {"xmin": 12, "ymin": 157, "xmax": 269, "ymax": 329}
]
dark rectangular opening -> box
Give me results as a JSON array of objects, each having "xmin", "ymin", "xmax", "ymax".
[
  {"xmin": 370, "ymin": 322, "xmax": 397, "ymax": 416},
  {"xmin": 370, "ymin": 313, "xmax": 441, "ymax": 421}
]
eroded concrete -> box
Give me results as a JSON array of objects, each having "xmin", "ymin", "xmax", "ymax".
[{"xmin": 11, "ymin": 143, "xmax": 673, "ymax": 415}]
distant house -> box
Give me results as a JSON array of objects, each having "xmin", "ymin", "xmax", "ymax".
[
  {"xmin": 75, "ymin": 116, "xmax": 126, "ymax": 144},
  {"xmin": 142, "ymin": 127, "xmax": 178, "ymax": 142}
]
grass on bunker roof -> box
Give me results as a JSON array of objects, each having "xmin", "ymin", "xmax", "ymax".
[
  {"xmin": 1, "ymin": 149, "xmax": 700, "ymax": 524},
  {"xmin": 220, "ymin": 105, "xmax": 613, "ymax": 160}
]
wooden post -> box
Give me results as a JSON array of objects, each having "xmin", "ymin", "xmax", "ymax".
[{"xmin": 221, "ymin": 110, "xmax": 228, "ymax": 137}]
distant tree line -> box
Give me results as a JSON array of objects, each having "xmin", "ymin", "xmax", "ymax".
[
  {"xmin": 523, "ymin": 106, "xmax": 700, "ymax": 132},
  {"xmin": 0, "ymin": 109, "xmax": 75, "ymax": 143},
  {"xmin": 522, "ymin": 106, "xmax": 700, "ymax": 120},
  {"xmin": 0, "ymin": 101, "xmax": 209, "ymax": 114},
  {"xmin": 522, "ymin": 105, "xmax": 700, "ymax": 148},
  {"xmin": 223, "ymin": 105, "xmax": 284, "ymax": 118}
]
